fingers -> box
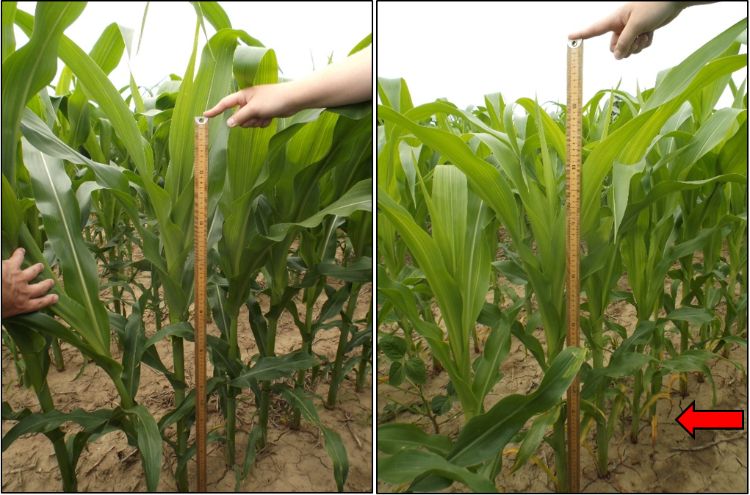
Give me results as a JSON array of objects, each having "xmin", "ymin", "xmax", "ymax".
[
  {"xmin": 614, "ymin": 30, "xmax": 654, "ymax": 59},
  {"xmin": 7, "ymin": 248, "xmax": 25, "ymax": 270},
  {"xmin": 240, "ymin": 118, "xmax": 272, "ymax": 128},
  {"xmin": 632, "ymin": 33, "xmax": 653, "ymax": 54},
  {"xmin": 227, "ymin": 98, "xmax": 260, "ymax": 128},
  {"xmin": 19, "ymin": 262, "xmax": 44, "ymax": 283},
  {"xmin": 204, "ymin": 92, "xmax": 243, "ymax": 117},
  {"xmin": 2, "ymin": 249, "xmax": 57, "ymax": 316},
  {"xmin": 569, "ymin": 15, "xmax": 618, "ymax": 40},
  {"xmin": 610, "ymin": 32, "xmax": 620, "ymax": 53},
  {"xmin": 27, "ymin": 278, "xmax": 55, "ymax": 298},
  {"xmin": 27, "ymin": 293, "xmax": 59, "ymax": 312},
  {"xmin": 613, "ymin": 20, "xmax": 642, "ymax": 59}
]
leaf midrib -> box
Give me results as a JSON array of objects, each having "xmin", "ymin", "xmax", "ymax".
[{"xmin": 39, "ymin": 153, "xmax": 104, "ymax": 349}]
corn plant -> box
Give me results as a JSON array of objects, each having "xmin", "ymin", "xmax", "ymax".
[
  {"xmin": 377, "ymin": 18, "xmax": 746, "ymax": 492},
  {"xmin": 378, "ymin": 86, "xmax": 585, "ymax": 489}
]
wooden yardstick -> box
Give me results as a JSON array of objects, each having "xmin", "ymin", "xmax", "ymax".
[{"xmin": 566, "ymin": 38, "xmax": 582, "ymax": 494}]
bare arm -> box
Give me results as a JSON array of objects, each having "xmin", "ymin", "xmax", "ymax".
[
  {"xmin": 568, "ymin": 2, "xmax": 715, "ymax": 59},
  {"xmin": 204, "ymin": 45, "xmax": 372, "ymax": 128}
]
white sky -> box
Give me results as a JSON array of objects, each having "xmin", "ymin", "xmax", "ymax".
[
  {"xmin": 15, "ymin": 1, "xmax": 372, "ymax": 90},
  {"xmin": 377, "ymin": 1, "xmax": 748, "ymax": 108}
]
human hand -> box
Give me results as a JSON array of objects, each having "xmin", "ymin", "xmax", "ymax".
[
  {"xmin": 203, "ymin": 82, "xmax": 299, "ymax": 128},
  {"xmin": 569, "ymin": 2, "xmax": 686, "ymax": 59},
  {"xmin": 2, "ymin": 248, "xmax": 58, "ymax": 318}
]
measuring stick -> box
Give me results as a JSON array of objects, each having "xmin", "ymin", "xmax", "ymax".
[
  {"xmin": 194, "ymin": 116, "xmax": 208, "ymax": 492},
  {"xmin": 566, "ymin": 38, "xmax": 582, "ymax": 494}
]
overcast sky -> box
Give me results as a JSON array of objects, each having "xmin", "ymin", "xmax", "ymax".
[
  {"xmin": 377, "ymin": 1, "xmax": 747, "ymax": 108},
  {"xmin": 15, "ymin": 1, "xmax": 372, "ymax": 90}
]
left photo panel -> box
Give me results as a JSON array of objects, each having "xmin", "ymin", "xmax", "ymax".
[{"xmin": 1, "ymin": 1, "xmax": 373, "ymax": 492}]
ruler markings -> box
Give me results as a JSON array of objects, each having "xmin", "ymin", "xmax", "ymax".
[
  {"xmin": 194, "ymin": 116, "xmax": 208, "ymax": 492},
  {"xmin": 566, "ymin": 38, "xmax": 582, "ymax": 494}
]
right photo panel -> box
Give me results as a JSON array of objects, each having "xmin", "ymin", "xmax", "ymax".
[{"xmin": 376, "ymin": 1, "xmax": 749, "ymax": 493}]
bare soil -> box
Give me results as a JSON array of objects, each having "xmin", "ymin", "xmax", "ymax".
[{"xmin": 2, "ymin": 283, "xmax": 373, "ymax": 492}]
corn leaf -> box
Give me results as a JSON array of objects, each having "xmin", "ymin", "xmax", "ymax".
[
  {"xmin": 448, "ymin": 346, "xmax": 585, "ymax": 466},
  {"xmin": 378, "ymin": 449, "xmax": 497, "ymax": 493},
  {"xmin": 2, "ymin": 2, "xmax": 85, "ymax": 184},
  {"xmin": 124, "ymin": 405, "xmax": 162, "ymax": 491},
  {"xmin": 281, "ymin": 387, "xmax": 349, "ymax": 491},
  {"xmin": 22, "ymin": 142, "xmax": 110, "ymax": 355},
  {"xmin": 377, "ymin": 423, "xmax": 452, "ymax": 456}
]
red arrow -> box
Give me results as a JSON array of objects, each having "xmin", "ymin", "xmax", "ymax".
[{"xmin": 675, "ymin": 401, "xmax": 744, "ymax": 438}]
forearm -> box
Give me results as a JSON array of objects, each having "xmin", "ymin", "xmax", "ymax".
[{"xmin": 287, "ymin": 46, "xmax": 372, "ymax": 111}]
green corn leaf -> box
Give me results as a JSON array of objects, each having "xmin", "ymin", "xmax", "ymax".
[
  {"xmin": 2, "ymin": 408, "xmax": 114, "ymax": 451},
  {"xmin": 377, "ymin": 77, "xmax": 414, "ymax": 114},
  {"xmin": 230, "ymin": 352, "xmax": 318, "ymax": 388},
  {"xmin": 281, "ymin": 387, "xmax": 349, "ymax": 491},
  {"xmin": 88, "ymin": 22, "xmax": 126, "ymax": 75},
  {"xmin": 661, "ymin": 350, "xmax": 718, "ymax": 405},
  {"xmin": 517, "ymin": 98, "xmax": 566, "ymax": 161},
  {"xmin": 645, "ymin": 19, "xmax": 746, "ymax": 110},
  {"xmin": 191, "ymin": 1, "xmax": 232, "ymax": 31},
  {"xmin": 12, "ymin": 12, "xmax": 181, "ymax": 295},
  {"xmin": 666, "ymin": 307, "xmax": 715, "ymax": 325},
  {"xmin": 2, "ymin": 324, "xmax": 50, "ymax": 399},
  {"xmin": 20, "ymin": 109, "xmax": 135, "ymax": 208},
  {"xmin": 121, "ymin": 303, "xmax": 146, "ymax": 399},
  {"xmin": 376, "ymin": 267, "xmax": 462, "ymax": 391},
  {"xmin": 124, "ymin": 405, "xmax": 162, "ymax": 491},
  {"xmin": 510, "ymin": 406, "xmax": 560, "ymax": 472},
  {"xmin": 378, "ymin": 449, "xmax": 497, "ymax": 493},
  {"xmin": 164, "ymin": 17, "xmax": 199, "ymax": 205},
  {"xmin": 1, "ymin": 2, "xmax": 16, "ymax": 63},
  {"xmin": 22, "ymin": 142, "xmax": 110, "ymax": 355},
  {"xmin": 1, "ymin": 174, "xmax": 24, "ymax": 245},
  {"xmin": 447, "ymin": 346, "xmax": 585, "ymax": 467},
  {"xmin": 2, "ymin": 1, "xmax": 85, "ymax": 184},
  {"xmin": 225, "ymin": 46, "xmax": 278, "ymax": 201},
  {"xmin": 378, "ymin": 104, "xmax": 523, "ymax": 248},
  {"xmin": 348, "ymin": 33, "xmax": 372, "ymax": 55},
  {"xmin": 8, "ymin": 312, "xmax": 122, "ymax": 382},
  {"xmin": 66, "ymin": 87, "xmax": 91, "ymax": 148},
  {"xmin": 322, "ymin": 428, "xmax": 349, "ymax": 492},
  {"xmin": 236, "ymin": 426, "xmax": 263, "ymax": 491},
  {"xmin": 472, "ymin": 315, "xmax": 511, "ymax": 403},
  {"xmin": 377, "ymin": 423, "xmax": 453, "ymax": 456},
  {"xmin": 612, "ymin": 159, "xmax": 647, "ymax": 237},
  {"xmin": 286, "ymin": 112, "xmax": 339, "ymax": 168},
  {"xmin": 582, "ymin": 53, "xmax": 746, "ymax": 235},
  {"xmin": 168, "ymin": 28, "xmax": 262, "ymax": 215},
  {"xmin": 66, "ymin": 423, "xmax": 119, "ymax": 476},
  {"xmin": 377, "ymin": 191, "xmax": 460, "ymax": 351},
  {"xmin": 317, "ymin": 257, "xmax": 373, "ymax": 282},
  {"xmin": 143, "ymin": 322, "xmax": 194, "ymax": 349},
  {"xmin": 315, "ymin": 285, "xmax": 351, "ymax": 325},
  {"xmin": 266, "ymin": 179, "xmax": 372, "ymax": 241},
  {"xmin": 621, "ymin": 173, "xmax": 745, "ymax": 233},
  {"xmin": 157, "ymin": 377, "xmax": 224, "ymax": 433}
]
